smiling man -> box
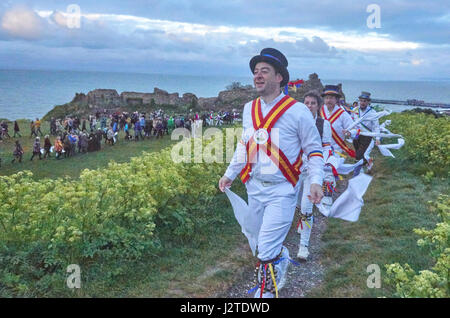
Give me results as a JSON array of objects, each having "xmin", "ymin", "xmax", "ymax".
[{"xmin": 218, "ymin": 48, "xmax": 324, "ymax": 298}]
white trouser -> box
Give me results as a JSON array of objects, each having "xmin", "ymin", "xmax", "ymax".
[
  {"xmin": 246, "ymin": 177, "xmax": 300, "ymax": 261},
  {"xmin": 296, "ymin": 172, "xmax": 313, "ymax": 247}
]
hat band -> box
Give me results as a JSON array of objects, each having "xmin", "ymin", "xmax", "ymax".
[
  {"xmin": 359, "ymin": 95, "xmax": 370, "ymax": 99},
  {"xmin": 324, "ymin": 90, "xmax": 339, "ymax": 95},
  {"xmin": 262, "ymin": 53, "xmax": 282, "ymax": 64}
]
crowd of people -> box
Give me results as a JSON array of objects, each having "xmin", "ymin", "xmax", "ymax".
[{"xmin": 0, "ymin": 108, "xmax": 240, "ymax": 167}]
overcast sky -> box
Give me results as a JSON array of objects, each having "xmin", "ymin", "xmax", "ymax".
[{"xmin": 0, "ymin": 0, "xmax": 449, "ymax": 80}]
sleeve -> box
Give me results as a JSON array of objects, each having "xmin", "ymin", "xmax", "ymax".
[
  {"xmin": 223, "ymin": 103, "xmax": 251, "ymax": 181},
  {"xmin": 322, "ymin": 120, "xmax": 333, "ymax": 162},
  {"xmin": 298, "ymin": 107, "xmax": 324, "ymax": 186},
  {"xmin": 223, "ymin": 132, "xmax": 247, "ymax": 181},
  {"xmin": 341, "ymin": 111, "xmax": 358, "ymax": 139},
  {"xmin": 372, "ymin": 113, "xmax": 381, "ymax": 141}
]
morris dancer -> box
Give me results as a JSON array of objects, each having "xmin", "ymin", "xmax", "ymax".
[
  {"xmin": 295, "ymin": 91, "xmax": 333, "ymax": 261},
  {"xmin": 219, "ymin": 48, "xmax": 324, "ymax": 298},
  {"xmin": 352, "ymin": 91, "xmax": 380, "ymax": 176},
  {"xmin": 320, "ymin": 85, "xmax": 357, "ymax": 159}
]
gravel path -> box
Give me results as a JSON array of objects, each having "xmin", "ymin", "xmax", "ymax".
[{"xmin": 215, "ymin": 211, "xmax": 328, "ymax": 298}]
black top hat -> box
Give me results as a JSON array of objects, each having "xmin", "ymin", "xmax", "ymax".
[
  {"xmin": 321, "ymin": 85, "xmax": 342, "ymax": 98},
  {"xmin": 358, "ymin": 91, "xmax": 371, "ymax": 100},
  {"xmin": 250, "ymin": 48, "xmax": 289, "ymax": 87}
]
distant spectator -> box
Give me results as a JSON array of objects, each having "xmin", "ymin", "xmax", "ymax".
[
  {"xmin": 30, "ymin": 137, "xmax": 42, "ymax": 161},
  {"xmin": 14, "ymin": 120, "xmax": 22, "ymax": 138},
  {"xmin": 11, "ymin": 140, "xmax": 24, "ymax": 163},
  {"xmin": 35, "ymin": 118, "xmax": 43, "ymax": 136},
  {"xmin": 43, "ymin": 135, "xmax": 52, "ymax": 159},
  {"xmin": 30, "ymin": 121, "xmax": 38, "ymax": 137},
  {"xmin": 54, "ymin": 136, "xmax": 63, "ymax": 159}
]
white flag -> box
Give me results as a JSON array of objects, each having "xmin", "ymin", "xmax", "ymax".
[
  {"xmin": 225, "ymin": 188, "xmax": 263, "ymax": 256},
  {"xmin": 317, "ymin": 173, "xmax": 373, "ymax": 222}
]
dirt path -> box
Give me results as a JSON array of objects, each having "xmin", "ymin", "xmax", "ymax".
[{"xmin": 215, "ymin": 211, "xmax": 328, "ymax": 298}]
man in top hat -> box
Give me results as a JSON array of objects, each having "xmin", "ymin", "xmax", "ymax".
[
  {"xmin": 319, "ymin": 85, "xmax": 357, "ymax": 159},
  {"xmin": 352, "ymin": 91, "xmax": 381, "ymax": 175},
  {"xmin": 218, "ymin": 48, "xmax": 324, "ymax": 298}
]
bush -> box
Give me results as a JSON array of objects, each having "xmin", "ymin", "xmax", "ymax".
[
  {"xmin": 385, "ymin": 194, "xmax": 449, "ymax": 297},
  {"xmin": 382, "ymin": 112, "xmax": 450, "ymax": 174},
  {"xmin": 0, "ymin": 138, "xmax": 226, "ymax": 296}
]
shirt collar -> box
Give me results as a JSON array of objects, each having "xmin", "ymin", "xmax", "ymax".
[{"xmin": 260, "ymin": 92, "xmax": 285, "ymax": 109}]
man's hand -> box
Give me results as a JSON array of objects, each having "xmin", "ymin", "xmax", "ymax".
[
  {"xmin": 219, "ymin": 175, "xmax": 233, "ymax": 192},
  {"xmin": 308, "ymin": 183, "xmax": 324, "ymax": 204},
  {"xmin": 375, "ymin": 139, "xmax": 381, "ymax": 146}
]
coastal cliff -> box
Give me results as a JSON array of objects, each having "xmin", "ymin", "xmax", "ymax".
[{"xmin": 43, "ymin": 73, "xmax": 328, "ymax": 119}]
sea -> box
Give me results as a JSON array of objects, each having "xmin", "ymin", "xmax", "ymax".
[{"xmin": 1, "ymin": 69, "xmax": 450, "ymax": 120}]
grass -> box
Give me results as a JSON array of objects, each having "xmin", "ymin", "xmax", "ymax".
[
  {"xmin": 308, "ymin": 155, "xmax": 449, "ymax": 298},
  {"xmin": 0, "ymin": 120, "xmax": 179, "ymax": 179}
]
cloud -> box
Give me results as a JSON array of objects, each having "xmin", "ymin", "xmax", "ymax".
[
  {"xmin": 1, "ymin": 5, "xmax": 45, "ymax": 40},
  {"xmin": 0, "ymin": 1, "xmax": 448, "ymax": 80}
]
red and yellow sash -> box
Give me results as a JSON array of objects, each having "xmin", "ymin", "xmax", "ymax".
[
  {"xmin": 320, "ymin": 106, "xmax": 356, "ymax": 158},
  {"xmin": 240, "ymin": 95, "xmax": 304, "ymax": 187}
]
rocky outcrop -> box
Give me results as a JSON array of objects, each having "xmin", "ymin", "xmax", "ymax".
[
  {"xmin": 87, "ymin": 89, "xmax": 121, "ymax": 107},
  {"xmin": 45, "ymin": 73, "xmax": 326, "ymax": 119}
]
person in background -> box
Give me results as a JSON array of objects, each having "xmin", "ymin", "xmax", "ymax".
[
  {"xmin": 1, "ymin": 121, "xmax": 10, "ymax": 139},
  {"xmin": 13, "ymin": 120, "xmax": 22, "ymax": 138},
  {"xmin": 124, "ymin": 121, "xmax": 131, "ymax": 140},
  {"xmin": 295, "ymin": 91, "xmax": 333, "ymax": 261},
  {"xmin": 79, "ymin": 132, "xmax": 88, "ymax": 153},
  {"xmin": 30, "ymin": 121, "xmax": 38, "ymax": 138},
  {"xmin": 352, "ymin": 91, "xmax": 381, "ymax": 176},
  {"xmin": 43, "ymin": 135, "xmax": 52, "ymax": 159},
  {"xmin": 106, "ymin": 127, "xmax": 115, "ymax": 145},
  {"xmin": 50, "ymin": 117, "xmax": 57, "ymax": 135},
  {"xmin": 54, "ymin": 136, "xmax": 63, "ymax": 159},
  {"xmin": 30, "ymin": 137, "xmax": 42, "ymax": 161},
  {"xmin": 134, "ymin": 120, "xmax": 142, "ymax": 141},
  {"xmin": 35, "ymin": 118, "xmax": 43, "ymax": 136},
  {"xmin": 11, "ymin": 140, "xmax": 24, "ymax": 163}
]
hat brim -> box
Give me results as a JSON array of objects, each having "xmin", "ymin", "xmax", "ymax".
[
  {"xmin": 359, "ymin": 95, "xmax": 371, "ymax": 101},
  {"xmin": 250, "ymin": 55, "xmax": 289, "ymax": 87},
  {"xmin": 321, "ymin": 91, "xmax": 341, "ymax": 98}
]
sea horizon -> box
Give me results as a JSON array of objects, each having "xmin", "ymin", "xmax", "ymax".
[{"xmin": 1, "ymin": 68, "xmax": 450, "ymax": 121}]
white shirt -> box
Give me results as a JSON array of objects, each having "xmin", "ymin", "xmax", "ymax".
[
  {"xmin": 224, "ymin": 92, "xmax": 324, "ymax": 186},
  {"xmin": 354, "ymin": 105, "xmax": 381, "ymax": 141},
  {"xmin": 322, "ymin": 105, "xmax": 356, "ymax": 152},
  {"xmin": 301, "ymin": 115, "xmax": 332, "ymax": 173}
]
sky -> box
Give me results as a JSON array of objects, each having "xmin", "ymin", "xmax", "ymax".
[{"xmin": 0, "ymin": 0, "xmax": 449, "ymax": 80}]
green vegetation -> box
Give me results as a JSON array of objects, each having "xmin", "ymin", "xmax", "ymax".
[
  {"xmin": 309, "ymin": 111, "xmax": 449, "ymax": 298},
  {"xmin": 1, "ymin": 111, "xmax": 447, "ymax": 298},
  {"xmin": 0, "ymin": 121, "xmax": 250, "ymax": 297}
]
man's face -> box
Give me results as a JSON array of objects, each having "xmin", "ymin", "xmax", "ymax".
[
  {"xmin": 324, "ymin": 95, "xmax": 338, "ymax": 108},
  {"xmin": 253, "ymin": 62, "xmax": 282, "ymax": 95},
  {"xmin": 304, "ymin": 96, "xmax": 319, "ymax": 116},
  {"xmin": 359, "ymin": 98, "xmax": 370, "ymax": 109}
]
